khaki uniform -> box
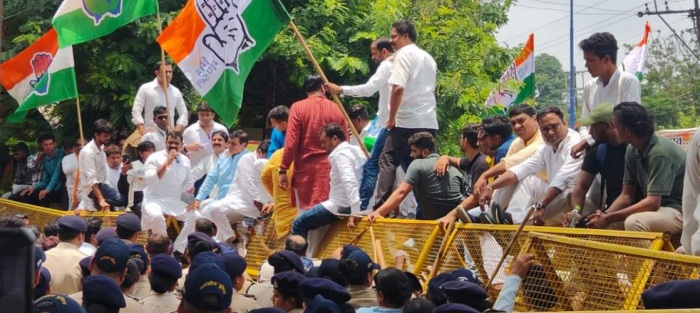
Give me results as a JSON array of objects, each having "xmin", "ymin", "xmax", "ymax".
[
  {"xmin": 44, "ymin": 242, "xmax": 85, "ymax": 294},
  {"xmin": 132, "ymin": 275, "xmax": 151, "ymax": 299},
  {"xmin": 230, "ymin": 290, "xmax": 259, "ymax": 313},
  {"xmin": 347, "ymin": 285, "xmax": 378, "ymax": 309},
  {"xmin": 289, "ymin": 309, "xmax": 304, "ymax": 313},
  {"xmin": 69, "ymin": 291, "xmax": 145, "ymax": 313},
  {"xmin": 246, "ymin": 281, "xmax": 273, "ymax": 308},
  {"xmin": 142, "ymin": 291, "xmax": 181, "ymax": 313}
]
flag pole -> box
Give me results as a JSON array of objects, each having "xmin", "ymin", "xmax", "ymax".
[
  {"xmin": 289, "ymin": 21, "xmax": 370, "ymax": 159},
  {"xmin": 156, "ymin": 4, "xmax": 173, "ymax": 131},
  {"xmin": 75, "ymin": 97, "xmax": 85, "ymax": 145}
]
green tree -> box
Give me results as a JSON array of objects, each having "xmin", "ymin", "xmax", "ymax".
[{"xmin": 534, "ymin": 53, "xmax": 566, "ymax": 109}]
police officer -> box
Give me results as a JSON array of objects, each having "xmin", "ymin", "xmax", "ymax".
[
  {"xmin": 34, "ymin": 295, "xmax": 86, "ymax": 313},
  {"xmin": 116, "ymin": 212, "xmax": 142, "ymax": 244},
  {"xmin": 44, "ymin": 215, "xmax": 87, "ymax": 294},
  {"xmin": 299, "ymin": 278, "xmax": 352, "ymax": 312},
  {"xmin": 129, "ymin": 244, "xmax": 151, "ymax": 299},
  {"xmin": 270, "ymin": 271, "xmax": 307, "ymax": 313},
  {"xmin": 223, "ymin": 253, "xmax": 259, "ymax": 313},
  {"xmin": 440, "ymin": 281, "xmax": 491, "ymax": 311},
  {"xmin": 83, "ymin": 275, "xmax": 127, "ymax": 312},
  {"xmin": 181, "ymin": 263, "xmax": 233, "ymax": 312},
  {"xmin": 142, "ymin": 254, "xmax": 182, "ymax": 313},
  {"xmin": 248, "ymin": 251, "xmax": 305, "ymax": 308}
]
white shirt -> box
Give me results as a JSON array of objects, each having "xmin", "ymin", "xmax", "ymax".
[
  {"xmin": 131, "ymin": 79, "xmax": 188, "ymax": 130},
  {"xmin": 62, "ymin": 153, "xmax": 79, "ymax": 195},
  {"xmin": 222, "ymin": 152, "xmax": 262, "ymax": 218},
  {"xmin": 321, "ymin": 142, "xmax": 367, "ymax": 214},
  {"xmin": 349, "ymin": 123, "xmax": 371, "ymax": 147},
  {"xmin": 127, "ymin": 160, "xmax": 148, "ymax": 208},
  {"xmin": 143, "ymin": 150, "xmax": 194, "ymax": 216},
  {"xmin": 682, "ymin": 127, "xmax": 700, "ymax": 255},
  {"xmin": 581, "ymin": 68, "xmax": 641, "ymax": 143},
  {"xmin": 387, "ymin": 43, "xmax": 438, "ymax": 129},
  {"xmin": 141, "ymin": 128, "xmax": 167, "ymax": 151},
  {"xmin": 254, "ymin": 157, "xmax": 272, "ymax": 204},
  {"xmin": 78, "ymin": 242, "xmax": 96, "ymax": 256},
  {"xmin": 342, "ymin": 58, "xmax": 393, "ymax": 126},
  {"xmin": 192, "ymin": 152, "xmax": 221, "ymax": 199},
  {"xmin": 510, "ymin": 129, "xmax": 583, "ymax": 191},
  {"xmin": 107, "ymin": 164, "xmax": 121, "ymax": 189},
  {"xmin": 79, "ymin": 140, "xmax": 107, "ymax": 201},
  {"xmin": 183, "ymin": 121, "xmax": 228, "ymax": 166}
]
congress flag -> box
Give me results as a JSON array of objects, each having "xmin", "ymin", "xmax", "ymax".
[
  {"xmin": 0, "ymin": 29, "xmax": 78, "ymax": 123},
  {"xmin": 622, "ymin": 22, "xmax": 651, "ymax": 80},
  {"xmin": 52, "ymin": 0, "xmax": 158, "ymax": 47},
  {"xmin": 157, "ymin": 0, "xmax": 291, "ymax": 127},
  {"xmin": 484, "ymin": 33, "xmax": 535, "ymax": 108}
]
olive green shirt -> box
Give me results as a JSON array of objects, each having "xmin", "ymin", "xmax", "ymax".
[{"xmin": 623, "ymin": 134, "xmax": 686, "ymax": 210}]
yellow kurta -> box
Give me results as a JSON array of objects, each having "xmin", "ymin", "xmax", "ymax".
[{"xmin": 261, "ymin": 149, "xmax": 297, "ymax": 238}]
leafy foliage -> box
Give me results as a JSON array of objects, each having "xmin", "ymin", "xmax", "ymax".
[{"xmin": 534, "ymin": 53, "xmax": 567, "ymax": 109}]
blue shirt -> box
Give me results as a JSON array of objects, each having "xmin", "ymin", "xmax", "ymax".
[
  {"xmin": 267, "ymin": 128, "xmax": 286, "ymax": 158},
  {"xmin": 195, "ymin": 150, "xmax": 249, "ymax": 201},
  {"xmin": 495, "ymin": 134, "xmax": 516, "ymax": 164},
  {"xmin": 35, "ymin": 149, "xmax": 66, "ymax": 191},
  {"xmin": 357, "ymin": 307, "xmax": 404, "ymax": 313}
]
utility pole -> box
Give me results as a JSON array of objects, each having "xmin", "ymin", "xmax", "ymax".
[
  {"xmin": 695, "ymin": 0, "xmax": 700, "ymax": 47},
  {"xmin": 638, "ymin": 0, "xmax": 700, "ymax": 51},
  {"xmin": 568, "ymin": 0, "xmax": 575, "ymax": 128}
]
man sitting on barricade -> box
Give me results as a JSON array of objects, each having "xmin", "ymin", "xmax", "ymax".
[
  {"xmin": 586, "ymin": 102, "xmax": 684, "ymax": 233},
  {"xmin": 480, "ymin": 106, "xmax": 583, "ymax": 226}
]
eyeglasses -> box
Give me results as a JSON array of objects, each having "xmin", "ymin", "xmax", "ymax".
[
  {"xmin": 540, "ymin": 123, "xmax": 561, "ymax": 133},
  {"xmin": 156, "ymin": 116, "xmax": 168, "ymax": 120}
]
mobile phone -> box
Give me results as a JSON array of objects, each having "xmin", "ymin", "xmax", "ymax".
[
  {"xmin": 122, "ymin": 154, "xmax": 131, "ymax": 164},
  {"xmin": 0, "ymin": 227, "xmax": 36, "ymax": 313}
]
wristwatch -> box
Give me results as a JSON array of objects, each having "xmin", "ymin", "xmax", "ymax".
[
  {"xmin": 534, "ymin": 202, "xmax": 546, "ymax": 211},
  {"xmin": 278, "ymin": 168, "xmax": 287, "ymax": 174}
]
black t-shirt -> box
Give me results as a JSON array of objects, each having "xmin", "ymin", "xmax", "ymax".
[
  {"xmin": 581, "ymin": 143, "xmax": 628, "ymax": 207},
  {"xmin": 458, "ymin": 153, "xmax": 489, "ymax": 196}
]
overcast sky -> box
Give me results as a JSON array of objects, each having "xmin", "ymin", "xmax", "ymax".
[{"xmin": 496, "ymin": 0, "xmax": 697, "ymax": 86}]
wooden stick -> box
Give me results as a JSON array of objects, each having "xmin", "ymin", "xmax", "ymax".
[
  {"xmin": 156, "ymin": 9, "xmax": 173, "ymax": 131},
  {"xmin": 369, "ymin": 225, "xmax": 379, "ymax": 262},
  {"xmin": 427, "ymin": 221, "xmax": 456, "ymax": 281},
  {"xmin": 349, "ymin": 225, "xmax": 370, "ymax": 245},
  {"xmin": 75, "ymin": 97, "xmax": 85, "ymax": 145},
  {"xmin": 375, "ymin": 239, "xmax": 387, "ymax": 269},
  {"xmin": 484, "ymin": 205, "xmax": 536, "ymax": 290},
  {"xmin": 288, "ymin": 20, "xmax": 370, "ymax": 159}
]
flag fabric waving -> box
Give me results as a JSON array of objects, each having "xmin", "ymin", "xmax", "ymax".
[
  {"xmin": 622, "ymin": 22, "xmax": 651, "ymax": 80},
  {"xmin": 0, "ymin": 29, "xmax": 78, "ymax": 123},
  {"xmin": 157, "ymin": 0, "xmax": 291, "ymax": 127},
  {"xmin": 484, "ymin": 33, "xmax": 535, "ymax": 108},
  {"xmin": 52, "ymin": 0, "xmax": 158, "ymax": 48}
]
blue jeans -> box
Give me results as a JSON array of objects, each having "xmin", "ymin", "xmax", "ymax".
[
  {"xmin": 292, "ymin": 204, "xmax": 341, "ymax": 238},
  {"xmin": 359, "ymin": 128, "xmax": 388, "ymax": 211},
  {"xmin": 89, "ymin": 183, "xmax": 125, "ymax": 210}
]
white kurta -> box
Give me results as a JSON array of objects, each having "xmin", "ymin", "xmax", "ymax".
[
  {"xmin": 183, "ymin": 121, "xmax": 228, "ymax": 167},
  {"xmin": 142, "ymin": 150, "xmax": 194, "ymax": 234}
]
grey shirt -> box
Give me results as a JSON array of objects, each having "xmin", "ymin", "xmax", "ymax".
[{"xmin": 404, "ymin": 153, "xmax": 465, "ymax": 220}]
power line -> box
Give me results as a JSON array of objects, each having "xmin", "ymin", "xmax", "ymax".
[
  {"xmin": 529, "ymin": 0, "xmax": 632, "ymax": 13},
  {"xmin": 538, "ymin": 13, "xmax": 638, "ymax": 52},
  {"xmin": 516, "ymin": 3, "xmax": 633, "ymax": 15}
]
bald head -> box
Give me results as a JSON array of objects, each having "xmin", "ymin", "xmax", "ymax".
[{"xmin": 285, "ymin": 235, "xmax": 308, "ymax": 256}]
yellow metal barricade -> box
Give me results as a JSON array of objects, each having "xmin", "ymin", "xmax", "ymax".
[{"xmin": 512, "ymin": 232, "xmax": 700, "ymax": 312}]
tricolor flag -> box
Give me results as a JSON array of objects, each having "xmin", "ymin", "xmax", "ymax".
[
  {"xmin": 622, "ymin": 22, "xmax": 651, "ymax": 80},
  {"xmin": 0, "ymin": 29, "xmax": 78, "ymax": 123},
  {"xmin": 52, "ymin": 0, "xmax": 158, "ymax": 48},
  {"xmin": 485, "ymin": 33, "xmax": 535, "ymax": 109},
  {"xmin": 157, "ymin": 0, "xmax": 291, "ymax": 127}
]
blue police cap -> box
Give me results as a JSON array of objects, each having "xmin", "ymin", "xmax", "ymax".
[
  {"xmin": 82, "ymin": 275, "xmax": 126, "ymax": 309},
  {"xmin": 57, "ymin": 215, "xmax": 87, "ymax": 233},
  {"xmin": 150, "ymin": 254, "xmax": 182, "ymax": 279}
]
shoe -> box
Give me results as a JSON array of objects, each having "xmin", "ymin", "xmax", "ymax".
[
  {"xmin": 456, "ymin": 206, "xmax": 473, "ymax": 223},
  {"xmin": 491, "ymin": 203, "xmax": 505, "ymax": 224},
  {"xmin": 478, "ymin": 212, "xmax": 495, "ymax": 224}
]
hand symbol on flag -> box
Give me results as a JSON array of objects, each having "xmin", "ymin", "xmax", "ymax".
[
  {"xmin": 29, "ymin": 52, "xmax": 52, "ymax": 96},
  {"xmin": 197, "ymin": 0, "xmax": 256, "ymax": 74},
  {"xmin": 81, "ymin": 0, "xmax": 124, "ymax": 25}
]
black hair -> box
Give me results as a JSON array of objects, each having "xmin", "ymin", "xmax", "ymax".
[
  {"xmin": 197, "ymin": 101, "xmax": 215, "ymax": 113},
  {"xmin": 211, "ymin": 130, "xmax": 229, "ymax": 142},
  {"xmin": 348, "ymin": 105, "xmax": 369, "ymax": 121},
  {"xmin": 137, "ymin": 141, "xmax": 156, "ymax": 153},
  {"xmin": 374, "ymin": 268, "xmax": 412, "ymax": 308},
  {"xmin": 120, "ymin": 259, "xmax": 140, "ymax": 289},
  {"xmin": 392, "ymin": 19, "xmax": 417, "ymax": 42},
  {"xmin": 0, "ymin": 214, "xmax": 23, "ymax": 228},
  {"xmin": 536, "ymin": 106, "xmax": 565, "ymax": 122},
  {"xmin": 12, "ymin": 142, "xmax": 28, "ymax": 153},
  {"xmin": 303, "ymin": 75, "xmax": 324, "ymax": 93},
  {"xmin": 322, "ymin": 123, "xmax": 347, "ymax": 142},
  {"xmin": 374, "ymin": 37, "xmax": 394, "ymax": 53},
  {"xmin": 58, "ymin": 227, "xmax": 81, "ymax": 242},
  {"xmin": 579, "ymin": 32, "xmax": 618, "ymax": 64},
  {"xmin": 146, "ymin": 233, "xmax": 171, "ymax": 256},
  {"xmin": 338, "ymin": 259, "xmax": 364, "ymax": 286},
  {"xmin": 195, "ymin": 218, "xmax": 216, "ymax": 237},
  {"xmin": 462, "ymin": 124, "xmax": 480, "ymax": 149},
  {"xmin": 268, "ymin": 105, "xmax": 290, "ymax": 122},
  {"xmin": 277, "ymin": 288, "xmax": 304, "ymax": 309},
  {"xmin": 153, "ymin": 106, "xmax": 168, "ymax": 116},
  {"xmin": 613, "ymin": 102, "xmax": 655, "ymax": 138},
  {"xmin": 229, "ymin": 129, "xmax": 249, "ymax": 145},
  {"xmin": 482, "ymin": 115, "xmax": 513, "ymax": 140},
  {"xmin": 187, "ymin": 240, "xmax": 218, "ymax": 260},
  {"xmin": 508, "ymin": 104, "xmax": 537, "ymax": 118},
  {"xmin": 154, "ymin": 61, "xmax": 172, "ymax": 72},
  {"xmin": 408, "ymin": 132, "xmax": 436, "ymax": 153},
  {"xmin": 37, "ymin": 133, "xmax": 55, "ymax": 144},
  {"xmin": 257, "ymin": 139, "xmax": 271, "ymax": 154},
  {"xmin": 403, "ymin": 298, "xmax": 436, "ymax": 313},
  {"xmin": 85, "ymin": 218, "xmax": 103, "ymax": 243},
  {"xmin": 44, "ymin": 220, "xmax": 60, "ymax": 237},
  {"xmin": 284, "ymin": 236, "xmax": 308, "ymax": 255},
  {"xmin": 103, "ymin": 144, "xmax": 121, "ymax": 157},
  {"xmin": 149, "ymin": 272, "xmax": 178, "ymax": 294},
  {"xmin": 93, "ymin": 119, "xmax": 113, "ymax": 135},
  {"xmin": 166, "ymin": 130, "xmax": 183, "ymax": 143}
]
